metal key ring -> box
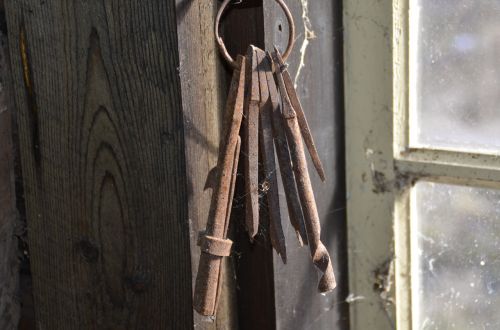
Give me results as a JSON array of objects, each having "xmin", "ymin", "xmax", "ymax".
[{"xmin": 215, "ymin": 0, "xmax": 296, "ymax": 69}]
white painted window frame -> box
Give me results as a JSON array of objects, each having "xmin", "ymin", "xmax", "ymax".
[{"xmin": 344, "ymin": 1, "xmax": 500, "ymax": 329}]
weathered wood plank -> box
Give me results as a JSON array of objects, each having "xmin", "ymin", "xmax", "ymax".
[
  {"xmin": 263, "ymin": 0, "xmax": 349, "ymax": 329},
  {"xmin": 0, "ymin": 26, "xmax": 20, "ymax": 329},
  {"xmin": 5, "ymin": 1, "xmax": 192, "ymax": 328}
]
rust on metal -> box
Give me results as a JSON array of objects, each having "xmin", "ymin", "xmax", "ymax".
[
  {"xmin": 244, "ymin": 45, "xmax": 260, "ymax": 239},
  {"xmin": 255, "ymin": 48, "xmax": 287, "ymax": 263},
  {"xmin": 265, "ymin": 51, "xmax": 308, "ymax": 246},
  {"xmin": 224, "ymin": 136, "xmax": 241, "ymax": 235},
  {"xmin": 215, "ymin": 0, "xmax": 296, "ymax": 68},
  {"xmin": 194, "ymin": 55, "xmax": 246, "ymax": 316},
  {"xmin": 276, "ymin": 51, "xmax": 326, "ymax": 182},
  {"xmin": 194, "ymin": 0, "xmax": 338, "ymax": 318},
  {"xmin": 272, "ymin": 49, "xmax": 336, "ymax": 293}
]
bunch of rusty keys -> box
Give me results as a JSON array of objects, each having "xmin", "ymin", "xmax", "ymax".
[{"xmin": 193, "ymin": 45, "xmax": 336, "ymax": 316}]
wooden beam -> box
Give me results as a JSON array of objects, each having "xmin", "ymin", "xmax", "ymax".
[
  {"xmin": 0, "ymin": 27, "xmax": 20, "ymax": 329},
  {"xmin": 5, "ymin": 1, "xmax": 192, "ymax": 328}
]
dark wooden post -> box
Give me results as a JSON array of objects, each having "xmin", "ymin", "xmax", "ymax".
[
  {"xmin": 5, "ymin": 1, "xmax": 193, "ymax": 328},
  {"xmin": 0, "ymin": 25, "xmax": 20, "ymax": 329}
]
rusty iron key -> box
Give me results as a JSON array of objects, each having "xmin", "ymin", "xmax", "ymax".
[
  {"xmin": 261, "ymin": 49, "xmax": 309, "ymax": 247},
  {"xmin": 193, "ymin": 55, "xmax": 246, "ymax": 316},
  {"xmin": 244, "ymin": 45, "xmax": 260, "ymax": 239},
  {"xmin": 255, "ymin": 48, "xmax": 287, "ymax": 263},
  {"xmin": 272, "ymin": 48, "xmax": 336, "ymax": 293}
]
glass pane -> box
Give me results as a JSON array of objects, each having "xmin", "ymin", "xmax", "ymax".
[
  {"xmin": 412, "ymin": 182, "xmax": 500, "ymax": 329},
  {"xmin": 410, "ymin": 1, "xmax": 500, "ymax": 153}
]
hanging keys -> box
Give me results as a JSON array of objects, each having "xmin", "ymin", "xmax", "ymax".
[{"xmin": 194, "ymin": 0, "xmax": 336, "ymax": 317}]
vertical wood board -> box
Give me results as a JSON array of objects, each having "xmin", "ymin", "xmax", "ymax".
[
  {"xmin": 0, "ymin": 26, "xmax": 20, "ymax": 330},
  {"xmin": 5, "ymin": 1, "xmax": 193, "ymax": 328}
]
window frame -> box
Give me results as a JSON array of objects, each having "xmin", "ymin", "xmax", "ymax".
[{"xmin": 345, "ymin": 1, "xmax": 500, "ymax": 329}]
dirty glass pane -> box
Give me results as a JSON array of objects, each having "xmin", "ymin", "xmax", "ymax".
[
  {"xmin": 412, "ymin": 182, "xmax": 500, "ymax": 329},
  {"xmin": 410, "ymin": 1, "xmax": 500, "ymax": 153}
]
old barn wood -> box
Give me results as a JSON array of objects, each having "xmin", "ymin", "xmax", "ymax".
[
  {"xmin": 0, "ymin": 25, "xmax": 20, "ymax": 329},
  {"xmin": 5, "ymin": 1, "xmax": 192, "ymax": 328},
  {"xmin": 1, "ymin": 0, "xmax": 346, "ymax": 328}
]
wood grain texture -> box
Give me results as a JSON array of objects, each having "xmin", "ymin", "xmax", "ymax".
[
  {"xmin": 0, "ymin": 28, "xmax": 20, "ymax": 329},
  {"xmin": 263, "ymin": 0, "xmax": 349, "ymax": 329},
  {"xmin": 5, "ymin": 1, "xmax": 192, "ymax": 328}
]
